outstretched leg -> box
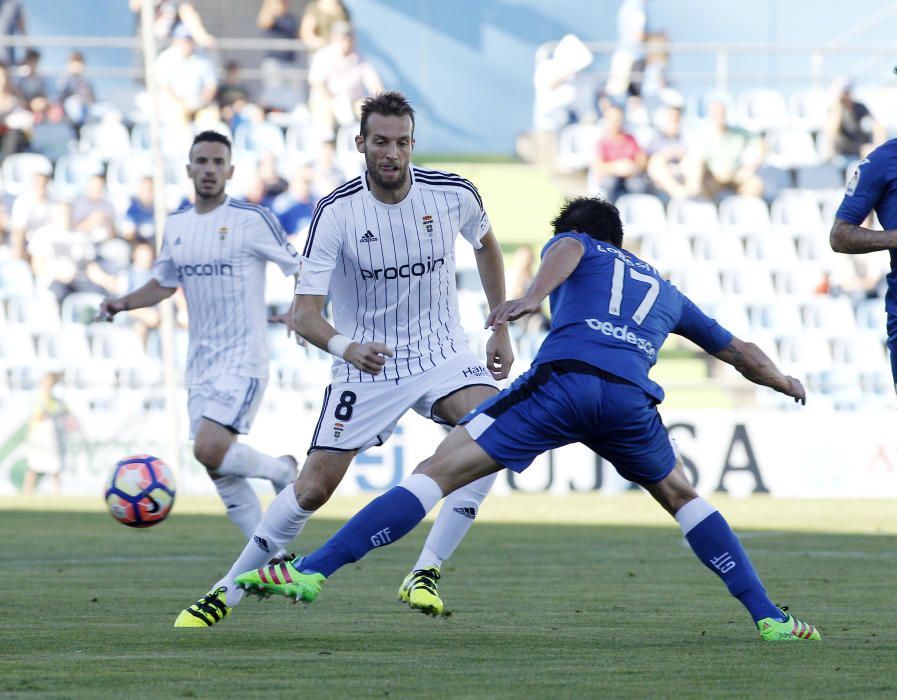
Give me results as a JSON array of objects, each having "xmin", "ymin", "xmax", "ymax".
[{"xmin": 644, "ymin": 461, "xmax": 820, "ymax": 640}]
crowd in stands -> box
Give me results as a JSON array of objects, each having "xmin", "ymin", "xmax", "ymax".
[{"xmin": 1, "ymin": 2, "xmax": 895, "ymax": 416}]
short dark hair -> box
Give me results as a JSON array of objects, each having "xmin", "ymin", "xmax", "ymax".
[
  {"xmin": 359, "ymin": 91, "xmax": 415, "ymax": 138},
  {"xmin": 551, "ymin": 196, "xmax": 624, "ymax": 248},
  {"xmin": 190, "ymin": 130, "xmax": 232, "ymax": 156}
]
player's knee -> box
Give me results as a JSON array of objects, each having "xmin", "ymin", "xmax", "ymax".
[
  {"xmin": 293, "ymin": 478, "xmax": 332, "ymax": 511},
  {"xmin": 194, "ymin": 439, "xmax": 227, "ymax": 471}
]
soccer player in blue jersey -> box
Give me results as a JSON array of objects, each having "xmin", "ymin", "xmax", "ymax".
[
  {"xmin": 830, "ymin": 138, "xmax": 897, "ymax": 392},
  {"xmin": 234, "ymin": 197, "xmax": 821, "ymax": 642}
]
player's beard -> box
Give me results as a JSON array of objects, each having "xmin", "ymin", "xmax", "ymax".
[
  {"xmin": 195, "ymin": 180, "xmax": 226, "ymax": 201},
  {"xmin": 367, "ymin": 161, "xmax": 407, "ymax": 191}
]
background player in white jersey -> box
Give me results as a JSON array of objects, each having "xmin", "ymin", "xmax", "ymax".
[
  {"xmin": 98, "ymin": 131, "xmax": 299, "ymax": 548},
  {"xmin": 175, "ymin": 91, "xmax": 514, "ymax": 627}
]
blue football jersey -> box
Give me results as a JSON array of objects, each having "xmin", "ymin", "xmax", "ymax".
[
  {"xmin": 532, "ymin": 232, "xmax": 733, "ymax": 402},
  {"xmin": 835, "ymin": 138, "xmax": 897, "ymax": 315}
]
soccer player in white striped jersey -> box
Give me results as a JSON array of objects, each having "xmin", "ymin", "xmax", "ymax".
[
  {"xmin": 174, "ymin": 91, "xmax": 514, "ymax": 626},
  {"xmin": 99, "ymin": 131, "xmax": 299, "ymax": 551}
]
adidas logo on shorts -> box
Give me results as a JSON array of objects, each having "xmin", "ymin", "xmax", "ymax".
[
  {"xmin": 453, "ymin": 506, "xmax": 477, "ymax": 520},
  {"xmin": 360, "ymin": 230, "xmax": 378, "ymax": 243}
]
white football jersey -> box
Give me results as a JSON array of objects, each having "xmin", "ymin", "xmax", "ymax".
[
  {"xmin": 297, "ymin": 167, "xmax": 491, "ymax": 383},
  {"xmin": 152, "ymin": 196, "xmax": 301, "ymax": 386}
]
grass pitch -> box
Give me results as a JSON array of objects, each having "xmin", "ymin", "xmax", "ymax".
[{"xmin": 2, "ymin": 494, "xmax": 896, "ymax": 699}]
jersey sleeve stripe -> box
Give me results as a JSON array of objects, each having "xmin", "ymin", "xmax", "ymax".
[
  {"xmin": 412, "ymin": 173, "xmax": 483, "ymax": 209},
  {"xmin": 303, "ymin": 179, "xmax": 363, "ymax": 257},
  {"xmin": 228, "ymin": 200, "xmax": 289, "ymax": 246}
]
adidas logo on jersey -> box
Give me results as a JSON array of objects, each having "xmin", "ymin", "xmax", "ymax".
[
  {"xmin": 360, "ymin": 230, "xmax": 378, "ymax": 243},
  {"xmin": 453, "ymin": 506, "xmax": 477, "ymax": 520}
]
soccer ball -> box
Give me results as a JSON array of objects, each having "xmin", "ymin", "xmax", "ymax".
[{"xmin": 104, "ymin": 455, "xmax": 176, "ymax": 528}]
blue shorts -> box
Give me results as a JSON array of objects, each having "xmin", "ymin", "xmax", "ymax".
[
  {"xmin": 461, "ymin": 360, "xmax": 676, "ymax": 485},
  {"xmin": 887, "ymin": 311, "xmax": 897, "ymax": 391}
]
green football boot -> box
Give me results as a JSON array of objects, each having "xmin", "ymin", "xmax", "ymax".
[
  {"xmin": 234, "ymin": 560, "xmax": 325, "ymax": 603},
  {"xmin": 757, "ymin": 609, "xmax": 821, "ymax": 641},
  {"xmin": 174, "ymin": 587, "xmax": 232, "ymax": 628},
  {"xmin": 397, "ymin": 567, "xmax": 444, "ymax": 615}
]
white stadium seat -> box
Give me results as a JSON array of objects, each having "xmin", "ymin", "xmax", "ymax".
[
  {"xmin": 555, "ymin": 123, "xmax": 602, "ymax": 173},
  {"xmin": 718, "ymin": 195, "xmax": 770, "ymax": 235},
  {"xmin": 616, "ymin": 193, "xmax": 667, "ymax": 238},
  {"xmin": 1, "ymin": 153, "xmax": 53, "ymax": 197}
]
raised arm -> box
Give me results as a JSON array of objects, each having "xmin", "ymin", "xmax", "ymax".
[
  {"xmin": 713, "ymin": 337, "xmax": 805, "ymax": 404},
  {"xmin": 829, "ymin": 217, "xmax": 897, "ymax": 254},
  {"xmin": 292, "ymin": 294, "xmax": 393, "ymax": 375},
  {"xmin": 486, "ymin": 236, "xmax": 584, "ymax": 328}
]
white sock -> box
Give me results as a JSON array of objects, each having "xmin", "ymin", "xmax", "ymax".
[
  {"xmin": 674, "ymin": 497, "xmax": 717, "ymax": 535},
  {"xmin": 216, "ymin": 443, "xmax": 291, "ymax": 484},
  {"xmin": 214, "ymin": 487, "xmax": 315, "ymax": 606},
  {"xmin": 412, "ymin": 471, "xmax": 496, "ymax": 571},
  {"xmin": 211, "ymin": 474, "xmax": 262, "ymax": 539}
]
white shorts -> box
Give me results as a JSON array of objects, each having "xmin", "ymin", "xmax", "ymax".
[
  {"xmin": 309, "ymin": 351, "xmax": 497, "ymax": 453},
  {"xmin": 187, "ymin": 375, "xmax": 267, "ymax": 439}
]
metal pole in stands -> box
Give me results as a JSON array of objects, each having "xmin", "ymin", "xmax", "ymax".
[{"xmin": 139, "ymin": 0, "xmax": 184, "ymax": 483}]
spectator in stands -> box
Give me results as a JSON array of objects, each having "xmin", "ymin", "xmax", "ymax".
[
  {"xmin": 270, "ymin": 162, "xmax": 315, "ymax": 237},
  {"xmin": 242, "ymin": 175, "xmax": 271, "ymax": 208},
  {"xmin": 299, "ymin": 0, "xmax": 351, "ymax": 51},
  {"xmin": 0, "ymin": 62, "xmax": 27, "ymax": 160},
  {"xmin": 154, "ymin": 24, "xmax": 217, "ymax": 125},
  {"xmin": 71, "ymin": 171, "xmax": 117, "ymax": 242},
  {"xmin": 307, "ymin": 21, "xmax": 382, "ymax": 136},
  {"xmin": 310, "ymin": 138, "xmax": 347, "ymax": 196},
  {"xmin": 121, "ymin": 175, "xmax": 157, "ymax": 244},
  {"xmin": 646, "ymin": 101, "xmax": 690, "ymax": 201},
  {"xmin": 10, "ymin": 164, "xmax": 58, "ymax": 260},
  {"xmin": 14, "ymin": 48, "xmax": 47, "ymax": 113},
  {"xmin": 257, "ymin": 150, "xmax": 288, "ymax": 201},
  {"xmin": 57, "ymin": 51, "xmax": 95, "ymax": 133},
  {"xmin": 532, "ymin": 33, "xmax": 594, "ymax": 132},
  {"xmin": 588, "ymin": 103, "xmax": 648, "ymax": 201},
  {"xmin": 130, "ymin": 0, "xmax": 215, "ymax": 48},
  {"xmin": 216, "ymin": 61, "xmax": 251, "ymax": 126},
  {"xmin": 0, "ymin": 0, "xmax": 26, "ymax": 67},
  {"xmin": 606, "ymin": 0, "xmax": 647, "ymax": 98},
  {"xmin": 685, "ymin": 99, "xmax": 764, "ymax": 200},
  {"xmin": 821, "ymin": 80, "xmax": 885, "ymax": 168},
  {"xmin": 29, "ymin": 102, "xmax": 77, "ymax": 163},
  {"xmin": 124, "ymin": 240, "xmax": 161, "ymax": 345},
  {"xmin": 641, "ymin": 32, "xmax": 671, "ymax": 103},
  {"xmin": 505, "ymin": 244, "xmax": 550, "ymax": 359},
  {"xmin": 22, "ymin": 371, "xmax": 70, "ymax": 497},
  {"xmin": 257, "ymin": 0, "xmax": 302, "ymax": 110}
]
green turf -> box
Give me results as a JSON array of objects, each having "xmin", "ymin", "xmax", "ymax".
[{"xmin": 2, "ymin": 495, "xmax": 896, "ymax": 699}]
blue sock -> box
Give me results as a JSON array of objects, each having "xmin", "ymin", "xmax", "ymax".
[
  {"xmin": 299, "ymin": 486, "xmax": 427, "ymax": 577},
  {"xmin": 678, "ymin": 502, "xmax": 784, "ymax": 623}
]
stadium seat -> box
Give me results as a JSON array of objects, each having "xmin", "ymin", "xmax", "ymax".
[
  {"xmin": 6, "ymin": 292, "xmax": 61, "ymax": 335},
  {"xmin": 749, "ymin": 301, "xmax": 804, "ymax": 337},
  {"xmin": 787, "ymin": 89, "xmax": 830, "ymax": 133},
  {"xmin": 803, "ymin": 296, "xmax": 857, "ymax": 336},
  {"xmin": 774, "ymin": 262, "xmax": 825, "ymax": 299},
  {"xmin": 743, "ymin": 232, "xmax": 798, "ymax": 263},
  {"xmin": 667, "ymin": 198, "xmax": 719, "ymax": 235},
  {"xmin": 0, "ymin": 258, "xmax": 35, "ymax": 301},
  {"xmin": 724, "ymin": 264, "xmax": 777, "ymax": 303},
  {"xmin": 794, "ymin": 232, "xmax": 837, "ymax": 265},
  {"xmin": 770, "ymin": 191, "xmax": 823, "ymax": 236},
  {"xmin": 670, "ymin": 263, "xmax": 722, "ymax": 306},
  {"xmin": 717, "ymin": 195, "xmax": 770, "ymax": 235},
  {"xmin": 707, "ymin": 299, "xmax": 751, "ymax": 337},
  {"xmin": 691, "ymin": 232, "xmax": 744, "ymax": 263},
  {"xmin": 638, "ymin": 232, "xmax": 692, "ymax": 272},
  {"xmin": 91, "ymin": 326, "xmax": 161, "ymax": 387},
  {"xmin": 615, "ymin": 193, "xmax": 667, "ymax": 238},
  {"xmin": 765, "ymin": 128, "xmax": 819, "ymax": 169},
  {"xmin": 831, "ymin": 330, "xmax": 886, "ymax": 367},
  {"xmin": 1, "ymin": 153, "xmax": 53, "ymax": 197},
  {"xmin": 735, "ymin": 89, "xmax": 789, "ymax": 133},
  {"xmin": 854, "ymin": 298, "xmax": 887, "ymax": 336},
  {"xmin": 53, "ymin": 153, "xmax": 105, "ymax": 201},
  {"xmin": 778, "ymin": 330, "xmax": 832, "ymax": 379},
  {"xmin": 0, "ymin": 325, "xmax": 39, "ymax": 388},
  {"xmin": 794, "ymin": 163, "xmax": 844, "ymax": 192},
  {"xmin": 555, "ymin": 123, "xmax": 602, "ymax": 173}
]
